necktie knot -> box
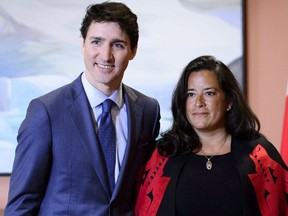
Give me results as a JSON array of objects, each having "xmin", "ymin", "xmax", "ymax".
[{"xmin": 102, "ymin": 99, "xmax": 114, "ymax": 113}]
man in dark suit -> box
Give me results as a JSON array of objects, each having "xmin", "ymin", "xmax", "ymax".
[{"xmin": 5, "ymin": 2, "xmax": 160, "ymax": 215}]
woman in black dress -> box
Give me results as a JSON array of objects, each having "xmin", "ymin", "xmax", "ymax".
[{"xmin": 135, "ymin": 55, "xmax": 288, "ymax": 216}]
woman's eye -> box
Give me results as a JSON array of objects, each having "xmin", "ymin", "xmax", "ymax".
[
  {"xmin": 206, "ymin": 91, "xmax": 216, "ymax": 96},
  {"xmin": 187, "ymin": 92, "xmax": 195, "ymax": 97}
]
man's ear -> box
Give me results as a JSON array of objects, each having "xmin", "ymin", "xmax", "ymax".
[
  {"xmin": 129, "ymin": 45, "xmax": 138, "ymax": 60},
  {"xmin": 81, "ymin": 40, "xmax": 85, "ymax": 54}
]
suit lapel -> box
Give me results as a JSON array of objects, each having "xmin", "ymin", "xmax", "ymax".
[
  {"xmin": 68, "ymin": 77, "xmax": 111, "ymax": 197},
  {"xmin": 112, "ymin": 85, "xmax": 143, "ymax": 198}
]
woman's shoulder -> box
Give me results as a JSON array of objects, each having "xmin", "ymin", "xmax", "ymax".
[
  {"xmin": 147, "ymin": 148, "xmax": 169, "ymax": 167},
  {"xmin": 235, "ymin": 134, "xmax": 287, "ymax": 169},
  {"xmin": 234, "ymin": 134, "xmax": 273, "ymax": 149},
  {"xmin": 248, "ymin": 134, "xmax": 278, "ymax": 153}
]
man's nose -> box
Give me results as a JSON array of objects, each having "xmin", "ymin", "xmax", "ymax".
[{"xmin": 99, "ymin": 45, "xmax": 113, "ymax": 61}]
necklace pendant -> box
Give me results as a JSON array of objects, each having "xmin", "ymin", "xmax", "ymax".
[{"xmin": 206, "ymin": 159, "xmax": 212, "ymax": 170}]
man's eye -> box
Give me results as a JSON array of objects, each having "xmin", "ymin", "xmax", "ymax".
[
  {"xmin": 92, "ymin": 40, "xmax": 100, "ymax": 45},
  {"xmin": 114, "ymin": 43, "xmax": 125, "ymax": 49}
]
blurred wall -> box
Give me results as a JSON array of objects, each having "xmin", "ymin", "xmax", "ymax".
[{"xmin": 246, "ymin": 0, "xmax": 288, "ymax": 150}]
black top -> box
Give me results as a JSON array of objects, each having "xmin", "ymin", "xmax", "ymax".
[{"xmin": 176, "ymin": 152, "xmax": 243, "ymax": 216}]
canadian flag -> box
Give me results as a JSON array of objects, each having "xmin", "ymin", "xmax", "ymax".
[{"xmin": 281, "ymin": 82, "xmax": 288, "ymax": 165}]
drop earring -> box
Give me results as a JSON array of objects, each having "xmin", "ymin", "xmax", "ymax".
[{"xmin": 227, "ymin": 104, "xmax": 232, "ymax": 111}]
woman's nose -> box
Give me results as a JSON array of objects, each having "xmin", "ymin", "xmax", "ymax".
[{"xmin": 195, "ymin": 95, "xmax": 205, "ymax": 107}]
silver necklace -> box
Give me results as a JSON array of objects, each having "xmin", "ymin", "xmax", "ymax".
[{"xmin": 200, "ymin": 135, "xmax": 228, "ymax": 170}]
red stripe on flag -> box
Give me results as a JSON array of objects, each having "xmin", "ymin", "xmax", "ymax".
[{"xmin": 281, "ymin": 82, "xmax": 288, "ymax": 165}]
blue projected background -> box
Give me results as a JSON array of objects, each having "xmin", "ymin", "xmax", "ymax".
[{"xmin": 0, "ymin": 0, "xmax": 243, "ymax": 173}]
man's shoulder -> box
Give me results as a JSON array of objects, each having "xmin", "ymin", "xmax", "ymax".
[
  {"xmin": 29, "ymin": 75, "xmax": 83, "ymax": 109},
  {"xmin": 40, "ymin": 75, "xmax": 81, "ymax": 98},
  {"xmin": 123, "ymin": 84, "xmax": 158, "ymax": 103}
]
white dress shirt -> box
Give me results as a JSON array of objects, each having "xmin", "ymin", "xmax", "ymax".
[{"xmin": 81, "ymin": 72, "xmax": 128, "ymax": 185}]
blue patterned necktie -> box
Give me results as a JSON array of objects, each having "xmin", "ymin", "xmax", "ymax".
[{"xmin": 98, "ymin": 99, "xmax": 116, "ymax": 192}]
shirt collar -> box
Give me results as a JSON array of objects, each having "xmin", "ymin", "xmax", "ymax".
[{"xmin": 81, "ymin": 72, "xmax": 123, "ymax": 109}]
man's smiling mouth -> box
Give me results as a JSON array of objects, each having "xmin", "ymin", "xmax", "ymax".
[{"xmin": 97, "ymin": 63, "xmax": 114, "ymax": 69}]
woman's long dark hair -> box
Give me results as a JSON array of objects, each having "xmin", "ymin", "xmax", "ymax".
[{"xmin": 158, "ymin": 55, "xmax": 260, "ymax": 157}]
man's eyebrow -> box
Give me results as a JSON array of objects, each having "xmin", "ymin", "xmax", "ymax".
[
  {"xmin": 87, "ymin": 37, "xmax": 127, "ymax": 45},
  {"xmin": 112, "ymin": 39, "xmax": 127, "ymax": 44},
  {"xmin": 88, "ymin": 36, "xmax": 102, "ymax": 40}
]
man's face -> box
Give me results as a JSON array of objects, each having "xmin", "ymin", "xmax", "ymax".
[{"xmin": 82, "ymin": 21, "xmax": 137, "ymax": 95}]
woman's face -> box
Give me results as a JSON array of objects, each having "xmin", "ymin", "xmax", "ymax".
[{"xmin": 185, "ymin": 70, "xmax": 230, "ymax": 134}]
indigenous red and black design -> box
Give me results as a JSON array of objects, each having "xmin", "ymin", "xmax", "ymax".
[
  {"xmin": 248, "ymin": 144, "xmax": 288, "ymax": 215},
  {"xmin": 135, "ymin": 140, "xmax": 288, "ymax": 216},
  {"xmin": 135, "ymin": 150, "xmax": 170, "ymax": 215}
]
